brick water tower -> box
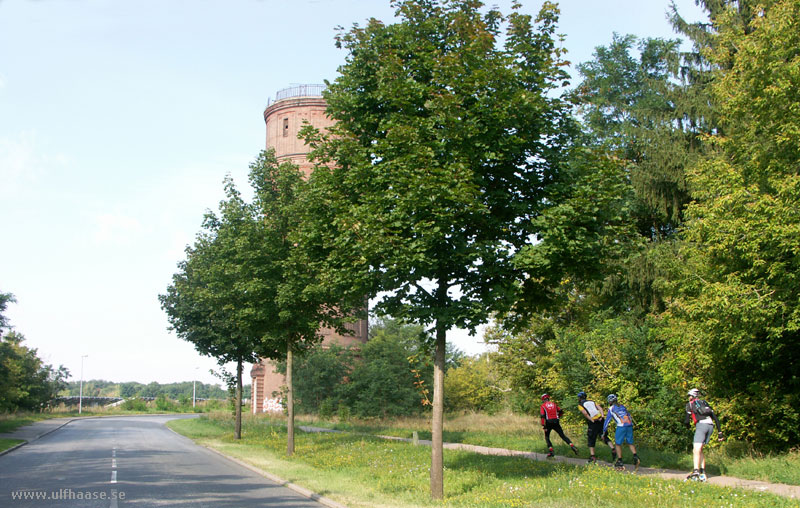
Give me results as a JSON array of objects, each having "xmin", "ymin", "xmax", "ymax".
[{"xmin": 250, "ymin": 84, "xmax": 369, "ymax": 413}]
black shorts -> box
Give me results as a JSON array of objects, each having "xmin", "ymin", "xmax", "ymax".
[{"xmin": 587, "ymin": 420, "xmax": 604, "ymax": 447}]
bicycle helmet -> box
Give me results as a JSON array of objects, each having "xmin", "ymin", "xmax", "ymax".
[
  {"xmin": 541, "ymin": 393, "xmax": 550, "ymax": 401},
  {"xmin": 607, "ymin": 393, "xmax": 618, "ymax": 404},
  {"xmin": 687, "ymin": 388, "xmax": 701, "ymax": 397},
  {"xmin": 577, "ymin": 391, "xmax": 587, "ymax": 400}
]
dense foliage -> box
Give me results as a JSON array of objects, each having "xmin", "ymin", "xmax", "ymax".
[
  {"xmin": 490, "ymin": 0, "xmax": 800, "ymax": 452},
  {"xmin": 668, "ymin": 0, "xmax": 800, "ymax": 449},
  {"xmin": 277, "ymin": 319, "xmax": 463, "ymax": 418}
]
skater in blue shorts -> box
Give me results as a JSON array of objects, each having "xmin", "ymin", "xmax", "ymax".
[{"xmin": 602, "ymin": 394, "xmax": 640, "ymax": 470}]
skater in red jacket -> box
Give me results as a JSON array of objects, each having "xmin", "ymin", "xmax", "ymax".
[{"xmin": 540, "ymin": 394, "xmax": 578, "ymax": 457}]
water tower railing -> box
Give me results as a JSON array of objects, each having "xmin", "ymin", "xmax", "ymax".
[{"xmin": 266, "ymin": 84, "xmax": 326, "ymax": 107}]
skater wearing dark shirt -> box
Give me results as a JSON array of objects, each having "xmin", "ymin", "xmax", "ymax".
[{"xmin": 684, "ymin": 388, "xmax": 723, "ymax": 482}]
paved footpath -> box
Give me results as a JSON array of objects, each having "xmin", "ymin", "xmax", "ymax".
[{"xmin": 300, "ymin": 425, "xmax": 800, "ymax": 500}]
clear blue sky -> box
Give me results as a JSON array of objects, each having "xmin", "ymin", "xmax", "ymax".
[{"xmin": 0, "ymin": 0, "xmax": 705, "ymax": 385}]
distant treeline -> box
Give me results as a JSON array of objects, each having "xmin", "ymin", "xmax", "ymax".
[{"xmin": 60, "ymin": 379, "xmax": 251, "ymax": 400}]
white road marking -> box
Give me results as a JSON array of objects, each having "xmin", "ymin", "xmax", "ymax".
[
  {"xmin": 110, "ymin": 470, "xmax": 117, "ymax": 483},
  {"xmin": 110, "ymin": 489, "xmax": 118, "ymax": 508},
  {"xmin": 112, "ymin": 458, "xmax": 117, "ymax": 468}
]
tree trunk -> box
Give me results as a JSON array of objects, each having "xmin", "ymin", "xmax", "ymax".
[
  {"xmin": 234, "ymin": 359, "xmax": 243, "ymax": 440},
  {"xmin": 286, "ymin": 343, "xmax": 294, "ymax": 456},
  {"xmin": 430, "ymin": 322, "xmax": 446, "ymax": 499}
]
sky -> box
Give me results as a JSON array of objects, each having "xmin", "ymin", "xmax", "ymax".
[{"xmin": 0, "ymin": 0, "xmax": 706, "ymax": 386}]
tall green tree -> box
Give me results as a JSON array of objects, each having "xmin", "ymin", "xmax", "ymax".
[
  {"xmin": 302, "ymin": 0, "xmax": 574, "ymax": 497},
  {"xmin": 247, "ymin": 150, "xmax": 359, "ymax": 455},
  {"xmin": 576, "ymin": 34, "xmax": 697, "ymax": 232},
  {"xmin": 160, "ymin": 177, "xmax": 278, "ymax": 439}
]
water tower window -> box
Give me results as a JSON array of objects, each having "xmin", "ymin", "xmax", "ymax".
[{"xmin": 283, "ymin": 118, "xmax": 289, "ymax": 137}]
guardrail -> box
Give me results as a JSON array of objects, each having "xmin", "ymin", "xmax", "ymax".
[{"xmin": 52, "ymin": 396, "xmax": 123, "ymax": 407}]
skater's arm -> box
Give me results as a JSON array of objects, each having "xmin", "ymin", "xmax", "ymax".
[
  {"xmin": 602, "ymin": 410, "xmax": 612, "ymax": 434},
  {"xmin": 711, "ymin": 409, "xmax": 723, "ymax": 438}
]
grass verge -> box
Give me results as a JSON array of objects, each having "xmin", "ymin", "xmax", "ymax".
[
  {"xmin": 305, "ymin": 412, "xmax": 800, "ymax": 486},
  {"xmin": 168, "ymin": 414, "xmax": 795, "ymax": 508},
  {"xmin": 0, "ymin": 413, "xmax": 65, "ymax": 433},
  {"xmin": 718, "ymin": 451, "xmax": 800, "ymax": 486},
  {"xmin": 261, "ymin": 412, "xmax": 800, "ymax": 486},
  {"xmin": 0, "ymin": 438, "xmax": 25, "ymax": 452}
]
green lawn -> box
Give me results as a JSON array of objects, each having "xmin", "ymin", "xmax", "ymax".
[
  {"xmin": 718, "ymin": 452, "xmax": 800, "ymax": 486},
  {"xmin": 267, "ymin": 412, "xmax": 800, "ymax": 484},
  {"xmin": 0, "ymin": 438, "xmax": 25, "ymax": 452},
  {"xmin": 0, "ymin": 413, "xmax": 63, "ymax": 434},
  {"xmin": 168, "ymin": 414, "xmax": 796, "ymax": 508}
]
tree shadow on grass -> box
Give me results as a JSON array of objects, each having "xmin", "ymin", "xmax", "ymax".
[{"xmin": 444, "ymin": 448, "xmax": 572, "ymax": 481}]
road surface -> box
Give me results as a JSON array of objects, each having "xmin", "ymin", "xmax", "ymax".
[{"xmin": 0, "ymin": 415, "xmax": 328, "ymax": 507}]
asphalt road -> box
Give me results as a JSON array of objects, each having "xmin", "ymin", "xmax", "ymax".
[{"xmin": 0, "ymin": 415, "xmax": 327, "ymax": 507}]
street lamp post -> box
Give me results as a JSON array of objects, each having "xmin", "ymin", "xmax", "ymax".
[
  {"xmin": 192, "ymin": 367, "xmax": 199, "ymax": 408},
  {"xmin": 78, "ymin": 355, "xmax": 88, "ymax": 414}
]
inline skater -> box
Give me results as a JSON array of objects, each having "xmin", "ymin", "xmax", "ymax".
[
  {"xmin": 540, "ymin": 394, "xmax": 579, "ymax": 458},
  {"xmin": 602, "ymin": 394, "xmax": 640, "ymax": 470},
  {"xmin": 685, "ymin": 388, "xmax": 723, "ymax": 482},
  {"xmin": 577, "ymin": 391, "xmax": 615, "ymax": 463}
]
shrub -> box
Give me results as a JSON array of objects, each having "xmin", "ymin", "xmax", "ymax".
[
  {"xmin": 122, "ymin": 398, "xmax": 147, "ymax": 411},
  {"xmin": 155, "ymin": 394, "xmax": 176, "ymax": 412},
  {"xmin": 319, "ymin": 398, "xmax": 335, "ymax": 419},
  {"xmin": 445, "ymin": 355, "xmax": 505, "ymax": 413}
]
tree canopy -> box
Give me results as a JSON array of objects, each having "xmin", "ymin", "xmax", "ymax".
[{"xmin": 160, "ymin": 177, "xmax": 277, "ymax": 438}]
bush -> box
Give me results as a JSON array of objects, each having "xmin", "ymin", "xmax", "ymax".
[
  {"xmin": 445, "ymin": 354, "xmax": 504, "ymax": 413},
  {"xmin": 340, "ymin": 327, "xmax": 426, "ymax": 418},
  {"xmin": 319, "ymin": 398, "xmax": 335, "ymax": 419},
  {"xmin": 275, "ymin": 345, "xmax": 351, "ymax": 414},
  {"xmin": 155, "ymin": 394, "xmax": 176, "ymax": 412},
  {"xmin": 122, "ymin": 398, "xmax": 147, "ymax": 411},
  {"xmin": 337, "ymin": 404, "xmax": 351, "ymax": 422}
]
